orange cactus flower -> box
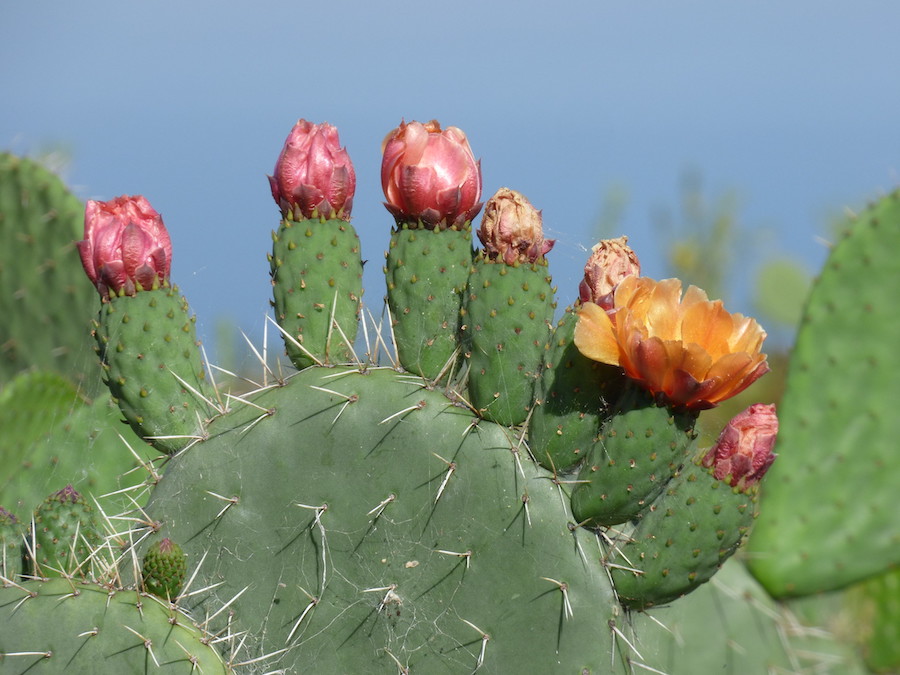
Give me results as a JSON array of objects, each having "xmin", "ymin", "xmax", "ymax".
[{"xmin": 574, "ymin": 276, "xmax": 769, "ymax": 410}]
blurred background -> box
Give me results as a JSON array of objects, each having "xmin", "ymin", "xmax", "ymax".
[{"xmin": 3, "ymin": 0, "xmax": 898, "ymax": 400}]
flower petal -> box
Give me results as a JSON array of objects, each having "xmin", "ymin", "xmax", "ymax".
[{"xmin": 574, "ymin": 302, "xmax": 621, "ymax": 365}]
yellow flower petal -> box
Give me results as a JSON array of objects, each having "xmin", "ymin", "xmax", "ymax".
[{"xmin": 574, "ymin": 302, "xmax": 621, "ymax": 366}]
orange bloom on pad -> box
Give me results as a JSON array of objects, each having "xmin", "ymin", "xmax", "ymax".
[{"xmin": 574, "ymin": 276, "xmax": 769, "ymax": 410}]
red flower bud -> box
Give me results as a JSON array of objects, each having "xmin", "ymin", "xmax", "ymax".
[
  {"xmin": 477, "ymin": 188, "xmax": 554, "ymax": 264},
  {"xmin": 381, "ymin": 120, "xmax": 482, "ymax": 229},
  {"xmin": 702, "ymin": 403, "xmax": 778, "ymax": 489},
  {"xmin": 269, "ymin": 119, "xmax": 356, "ymax": 220},
  {"xmin": 578, "ymin": 236, "xmax": 640, "ymax": 309},
  {"xmin": 77, "ymin": 195, "xmax": 172, "ymax": 300}
]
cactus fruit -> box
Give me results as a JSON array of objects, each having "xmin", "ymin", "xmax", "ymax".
[
  {"xmin": 24, "ymin": 485, "xmax": 102, "ymax": 578},
  {"xmin": 77, "ymin": 196, "xmax": 214, "ymax": 454},
  {"xmin": 610, "ymin": 456, "xmax": 761, "ymax": 609},
  {"xmin": 93, "ymin": 286, "xmax": 213, "ymax": 454},
  {"xmin": 464, "ymin": 189, "xmax": 556, "ymax": 424},
  {"xmin": 528, "ymin": 305, "xmax": 622, "ymax": 472},
  {"xmin": 141, "ymin": 537, "xmax": 186, "ymax": 601},
  {"xmin": 381, "ymin": 120, "xmax": 483, "ymax": 379},
  {"xmin": 0, "ymin": 578, "xmax": 228, "ymax": 674},
  {"xmin": 268, "ymin": 120, "xmax": 362, "ymax": 369},
  {"xmin": 747, "ymin": 190, "xmax": 900, "ymax": 597}
]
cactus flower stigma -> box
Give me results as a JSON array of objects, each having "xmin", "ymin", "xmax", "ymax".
[
  {"xmin": 381, "ymin": 119, "xmax": 482, "ymax": 228},
  {"xmin": 77, "ymin": 195, "xmax": 172, "ymax": 300},
  {"xmin": 578, "ymin": 236, "xmax": 640, "ymax": 308},
  {"xmin": 269, "ymin": 119, "xmax": 356, "ymax": 220},
  {"xmin": 477, "ymin": 188, "xmax": 554, "ymax": 264},
  {"xmin": 573, "ymin": 276, "xmax": 769, "ymax": 410},
  {"xmin": 702, "ymin": 403, "xmax": 778, "ymax": 489}
]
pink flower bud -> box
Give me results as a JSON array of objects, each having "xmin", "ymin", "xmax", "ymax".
[
  {"xmin": 381, "ymin": 120, "xmax": 483, "ymax": 229},
  {"xmin": 477, "ymin": 188, "xmax": 554, "ymax": 265},
  {"xmin": 77, "ymin": 195, "xmax": 172, "ymax": 300},
  {"xmin": 269, "ymin": 120, "xmax": 356, "ymax": 220},
  {"xmin": 702, "ymin": 403, "xmax": 778, "ymax": 489},
  {"xmin": 578, "ymin": 236, "xmax": 640, "ymax": 309}
]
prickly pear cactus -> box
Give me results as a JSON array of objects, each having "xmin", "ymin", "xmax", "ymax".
[
  {"xmin": 0, "ymin": 153, "xmax": 97, "ymax": 391},
  {"xmin": 2, "ymin": 129, "xmax": 892, "ymax": 674},
  {"xmin": 747, "ymin": 190, "xmax": 900, "ymax": 597}
]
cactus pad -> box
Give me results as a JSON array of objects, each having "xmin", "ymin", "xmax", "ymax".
[{"xmin": 747, "ymin": 190, "xmax": 900, "ymax": 597}]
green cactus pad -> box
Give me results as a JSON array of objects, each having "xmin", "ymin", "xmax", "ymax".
[
  {"xmin": 609, "ymin": 459, "xmax": 759, "ymax": 610},
  {"xmin": 0, "ymin": 578, "xmax": 229, "ymax": 674},
  {"xmin": 142, "ymin": 537, "xmax": 187, "ymax": 601},
  {"xmin": 464, "ymin": 257, "xmax": 556, "ymax": 425},
  {"xmin": 0, "ymin": 153, "xmax": 98, "ymax": 392},
  {"xmin": 570, "ymin": 384, "xmax": 697, "ymax": 527},
  {"xmin": 528, "ymin": 305, "xmax": 624, "ymax": 472},
  {"xmin": 384, "ymin": 224, "xmax": 473, "ymax": 379},
  {"xmin": 845, "ymin": 567, "xmax": 900, "ymax": 673},
  {"xmin": 0, "ymin": 374, "xmax": 155, "ymax": 518},
  {"xmin": 270, "ymin": 216, "xmax": 363, "ymax": 369},
  {"xmin": 630, "ymin": 558, "xmax": 870, "ymax": 674},
  {"xmin": 94, "ymin": 286, "xmax": 213, "ymax": 454},
  {"xmin": 24, "ymin": 485, "xmax": 102, "ymax": 578},
  {"xmin": 747, "ymin": 190, "xmax": 900, "ymax": 597},
  {"xmin": 141, "ymin": 366, "xmax": 627, "ymax": 673}
]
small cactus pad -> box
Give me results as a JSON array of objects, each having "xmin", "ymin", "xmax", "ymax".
[
  {"xmin": 385, "ymin": 224, "xmax": 473, "ymax": 379},
  {"xmin": 747, "ymin": 190, "xmax": 900, "ymax": 597},
  {"xmin": 570, "ymin": 385, "xmax": 697, "ymax": 527},
  {"xmin": 142, "ymin": 537, "xmax": 187, "ymax": 600},
  {"xmin": 529, "ymin": 305, "xmax": 624, "ymax": 472},
  {"xmin": 464, "ymin": 257, "xmax": 556, "ymax": 425},
  {"xmin": 610, "ymin": 459, "xmax": 759, "ymax": 610},
  {"xmin": 94, "ymin": 286, "xmax": 212, "ymax": 454},
  {"xmin": 270, "ymin": 216, "xmax": 363, "ymax": 368},
  {"xmin": 24, "ymin": 485, "xmax": 101, "ymax": 578}
]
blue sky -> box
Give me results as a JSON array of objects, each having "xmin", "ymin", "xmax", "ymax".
[{"xmin": 3, "ymin": 1, "xmax": 898, "ymax": 359}]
